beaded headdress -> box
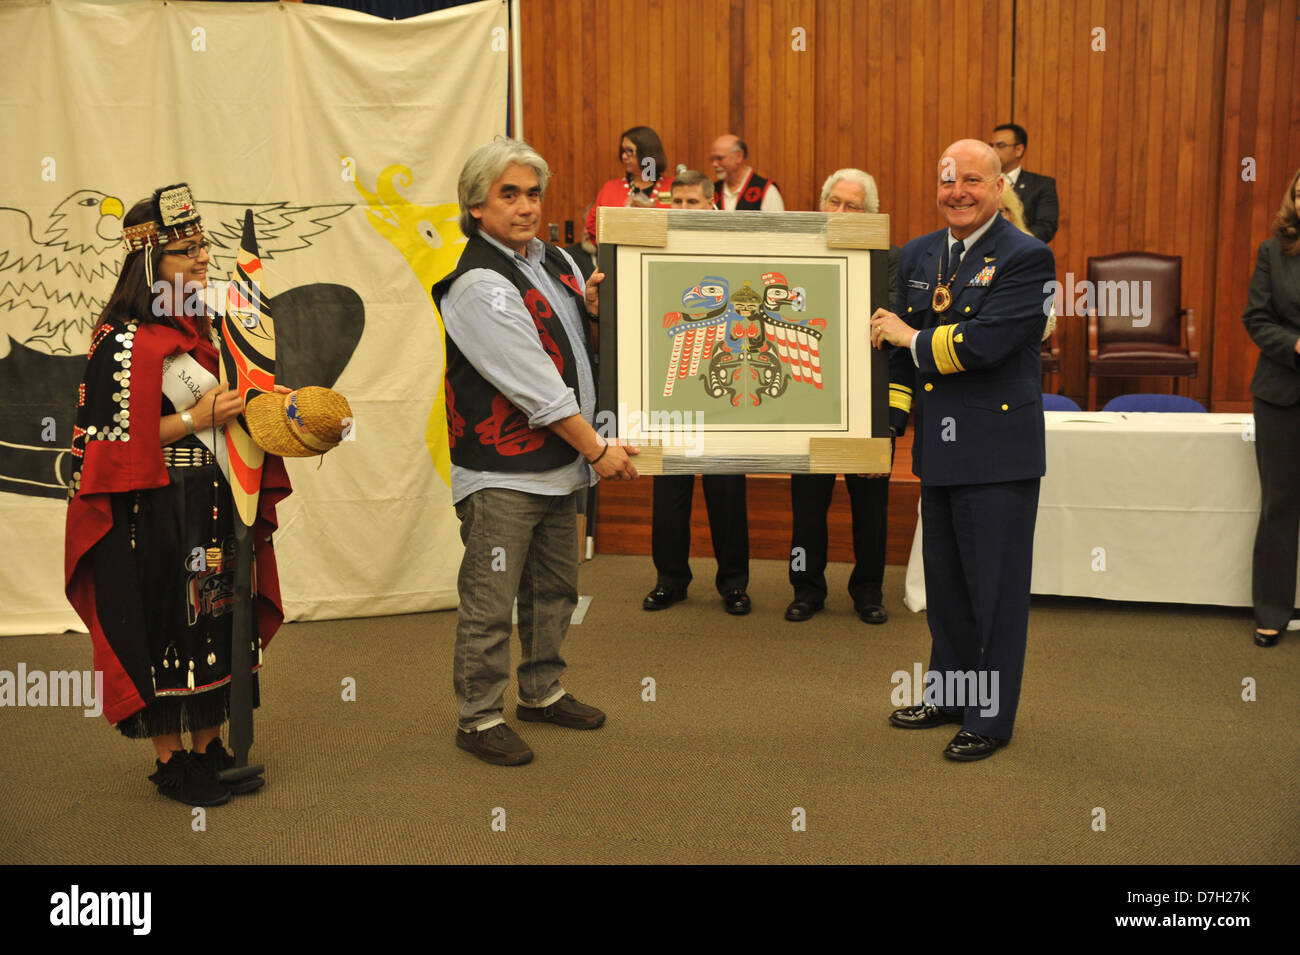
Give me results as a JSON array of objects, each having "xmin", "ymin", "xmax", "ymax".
[{"xmin": 120, "ymin": 183, "xmax": 203, "ymax": 289}]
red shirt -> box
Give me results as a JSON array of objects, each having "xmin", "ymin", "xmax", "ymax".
[{"xmin": 585, "ymin": 175, "xmax": 673, "ymax": 245}]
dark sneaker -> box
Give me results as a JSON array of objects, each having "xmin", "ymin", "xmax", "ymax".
[
  {"xmin": 516, "ymin": 693, "xmax": 606, "ymax": 729},
  {"xmin": 194, "ymin": 738, "xmax": 265, "ymax": 794},
  {"xmin": 455, "ymin": 723, "xmax": 534, "ymax": 765},
  {"xmin": 148, "ymin": 750, "xmax": 232, "ymax": 807}
]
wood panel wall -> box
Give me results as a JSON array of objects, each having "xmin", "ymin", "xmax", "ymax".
[
  {"xmin": 520, "ymin": 0, "xmax": 1297, "ymax": 409},
  {"xmin": 521, "ymin": 0, "xmax": 1012, "ymax": 250},
  {"xmin": 1015, "ymin": 0, "xmax": 1229, "ymax": 406},
  {"xmin": 1212, "ymin": 0, "xmax": 1300, "ymax": 412}
]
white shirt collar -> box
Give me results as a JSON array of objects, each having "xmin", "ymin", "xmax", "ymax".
[
  {"xmin": 946, "ymin": 211, "xmax": 999, "ymax": 260},
  {"xmin": 1003, "ymin": 166, "xmax": 1022, "ymax": 186}
]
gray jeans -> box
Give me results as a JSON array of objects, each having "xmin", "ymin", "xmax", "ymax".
[{"xmin": 453, "ymin": 486, "xmax": 578, "ymax": 731}]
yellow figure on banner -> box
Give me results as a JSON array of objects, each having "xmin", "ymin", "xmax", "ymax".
[{"xmin": 355, "ymin": 164, "xmax": 464, "ymax": 486}]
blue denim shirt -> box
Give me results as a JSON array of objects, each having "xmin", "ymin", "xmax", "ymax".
[{"xmin": 441, "ymin": 231, "xmax": 596, "ymax": 504}]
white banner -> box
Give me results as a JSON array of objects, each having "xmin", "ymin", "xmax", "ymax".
[{"xmin": 0, "ymin": 0, "xmax": 508, "ymax": 635}]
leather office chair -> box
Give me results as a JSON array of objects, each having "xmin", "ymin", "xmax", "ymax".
[
  {"xmin": 1041, "ymin": 327, "xmax": 1061, "ymax": 395},
  {"xmin": 1085, "ymin": 252, "xmax": 1198, "ymax": 410}
]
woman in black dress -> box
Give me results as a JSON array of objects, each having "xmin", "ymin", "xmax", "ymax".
[
  {"xmin": 1243, "ymin": 167, "xmax": 1300, "ymax": 647},
  {"xmin": 66, "ymin": 184, "xmax": 290, "ymax": 804}
]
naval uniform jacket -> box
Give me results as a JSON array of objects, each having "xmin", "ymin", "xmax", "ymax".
[{"xmin": 888, "ymin": 213, "xmax": 1055, "ymax": 485}]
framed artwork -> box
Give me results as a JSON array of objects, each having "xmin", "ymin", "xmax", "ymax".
[{"xmin": 596, "ymin": 207, "xmax": 893, "ymax": 474}]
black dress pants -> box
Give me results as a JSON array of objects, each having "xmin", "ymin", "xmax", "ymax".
[
  {"xmin": 788, "ymin": 473, "xmax": 888, "ymax": 607},
  {"xmin": 651, "ymin": 474, "xmax": 749, "ymax": 595},
  {"xmin": 1251, "ymin": 396, "xmax": 1300, "ymax": 631}
]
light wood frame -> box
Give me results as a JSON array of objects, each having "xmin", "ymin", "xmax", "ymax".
[{"xmin": 596, "ymin": 207, "xmax": 893, "ymax": 474}]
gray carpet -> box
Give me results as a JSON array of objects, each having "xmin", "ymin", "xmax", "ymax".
[{"xmin": 2, "ymin": 556, "xmax": 1297, "ymax": 864}]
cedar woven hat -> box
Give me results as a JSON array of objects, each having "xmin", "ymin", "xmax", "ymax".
[{"xmin": 245, "ymin": 387, "xmax": 352, "ymax": 457}]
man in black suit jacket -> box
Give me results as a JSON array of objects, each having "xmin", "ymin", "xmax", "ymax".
[
  {"xmin": 871, "ymin": 139, "xmax": 1055, "ymax": 762},
  {"xmin": 990, "ymin": 123, "xmax": 1058, "ymax": 243}
]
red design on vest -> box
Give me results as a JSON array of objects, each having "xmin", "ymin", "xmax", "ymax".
[
  {"xmin": 476, "ymin": 393, "xmax": 546, "ymax": 456},
  {"xmin": 744, "ymin": 186, "xmax": 762, "ymax": 203},
  {"xmin": 559, "ymin": 272, "xmax": 583, "ymax": 295},
  {"xmin": 445, "ymin": 380, "xmax": 464, "ymax": 447},
  {"xmin": 523, "ymin": 288, "xmax": 552, "ymax": 321},
  {"xmin": 523, "ymin": 289, "xmax": 564, "ymax": 374}
]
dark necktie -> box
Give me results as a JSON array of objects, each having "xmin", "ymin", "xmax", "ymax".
[{"xmin": 947, "ymin": 240, "xmax": 965, "ymax": 285}]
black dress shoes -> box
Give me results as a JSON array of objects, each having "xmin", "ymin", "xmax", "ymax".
[
  {"xmin": 943, "ymin": 730, "xmax": 1008, "ymax": 761},
  {"xmin": 643, "ymin": 585, "xmax": 686, "ymax": 611},
  {"xmin": 784, "ymin": 600, "xmax": 823, "ymax": 622},
  {"xmin": 856, "ymin": 603, "xmax": 888, "ymax": 625},
  {"xmin": 1254, "ymin": 630, "xmax": 1279, "ymax": 647},
  {"xmin": 889, "ymin": 704, "xmax": 963, "ymax": 729},
  {"xmin": 723, "ymin": 589, "xmax": 751, "ymax": 615}
]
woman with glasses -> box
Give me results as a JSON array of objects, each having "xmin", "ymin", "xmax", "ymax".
[
  {"xmin": 584, "ymin": 125, "xmax": 672, "ymax": 245},
  {"xmin": 65, "ymin": 184, "xmax": 291, "ymax": 806}
]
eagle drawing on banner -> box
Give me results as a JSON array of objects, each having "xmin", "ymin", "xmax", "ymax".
[
  {"xmin": 0, "ymin": 189, "xmax": 364, "ymax": 500},
  {"xmin": 0, "ymin": 190, "xmax": 124, "ymax": 358}
]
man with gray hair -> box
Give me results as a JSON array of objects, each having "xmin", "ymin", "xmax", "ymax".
[
  {"xmin": 786, "ymin": 169, "xmax": 899, "ymax": 626},
  {"xmin": 433, "ymin": 137, "xmax": 639, "ymax": 766}
]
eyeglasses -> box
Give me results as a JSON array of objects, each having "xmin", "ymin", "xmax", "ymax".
[
  {"xmin": 162, "ymin": 238, "xmax": 210, "ymax": 259},
  {"xmin": 824, "ymin": 197, "xmax": 865, "ymax": 212},
  {"xmin": 988, "ymin": 140, "xmax": 1019, "ymax": 150}
]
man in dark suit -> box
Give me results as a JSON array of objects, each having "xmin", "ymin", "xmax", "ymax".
[
  {"xmin": 989, "ymin": 123, "xmax": 1058, "ymax": 243},
  {"xmin": 871, "ymin": 139, "xmax": 1055, "ymax": 761},
  {"xmin": 787, "ymin": 168, "xmax": 899, "ymax": 625}
]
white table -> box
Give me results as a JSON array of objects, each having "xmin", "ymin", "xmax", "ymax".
[{"xmin": 904, "ymin": 412, "xmax": 1296, "ymax": 611}]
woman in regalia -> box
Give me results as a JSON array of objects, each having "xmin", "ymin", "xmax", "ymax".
[
  {"xmin": 64, "ymin": 184, "xmax": 290, "ymax": 806},
  {"xmin": 584, "ymin": 125, "xmax": 673, "ymax": 245}
]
